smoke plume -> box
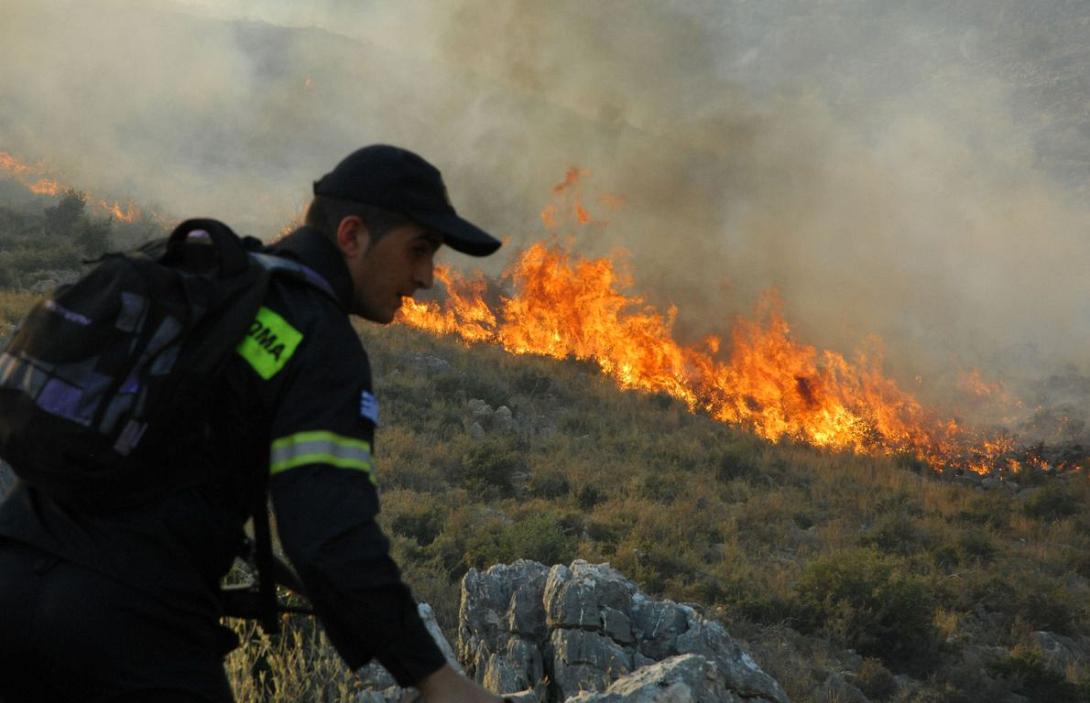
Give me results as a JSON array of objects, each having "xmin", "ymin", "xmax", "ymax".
[{"xmin": 3, "ymin": 0, "xmax": 1088, "ymax": 419}]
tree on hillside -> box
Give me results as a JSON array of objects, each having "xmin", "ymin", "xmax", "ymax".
[
  {"xmin": 43, "ymin": 189, "xmax": 86, "ymax": 236},
  {"xmin": 41, "ymin": 189, "xmax": 111, "ymax": 257}
]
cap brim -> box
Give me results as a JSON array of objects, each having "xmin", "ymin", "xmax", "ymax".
[{"xmin": 411, "ymin": 211, "xmax": 502, "ymax": 257}]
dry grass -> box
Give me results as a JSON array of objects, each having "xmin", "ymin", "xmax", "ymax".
[{"xmin": 0, "ymin": 287, "xmax": 1087, "ymax": 701}]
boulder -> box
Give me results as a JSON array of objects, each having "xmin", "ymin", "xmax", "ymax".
[
  {"xmin": 357, "ymin": 602, "xmax": 460, "ymax": 698},
  {"xmin": 550, "ymin": 629, "xmax": 633, "ymax": 700},
  {"xmin": 816, "ymin": 672, "xmax": 870, "ymax": 703},
  {"xmin": 494, "ymin": 405, "xmax": 516, "ymax": 432},
  {"xmin": 459, "ymin": 560, "xmax": 789, "ymax": 703},
  {"xmin": 459, "ymin": 560, "xmax": 551, "ymax": 688},
  {"xmin": 564, "ymin": 654, "xmax": 745, "ymax": 703},
  {"xmin": 1029, "ymin": 630, "xmax": 1090, "ymax": 676}
]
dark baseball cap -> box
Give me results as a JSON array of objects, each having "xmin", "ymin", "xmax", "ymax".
[{"xmin": 313, "ymin": 144, "xmax": 501, "ymax": 257}]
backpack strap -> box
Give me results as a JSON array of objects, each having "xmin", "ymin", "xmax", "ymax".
[
  {"xmin": 250, "ymin": 253, "xmax": 338, "ymax": 302},
  {"xmin": 166, "ymin": 218, "xmax": 252, "ymax": 276},
  {"xmin": 244, "ymin": 253, "xmax": 336, "ymax": 634}
]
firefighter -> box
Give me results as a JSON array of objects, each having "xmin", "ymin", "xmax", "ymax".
[{"xmin": 0, "ymin": 145, "xmax": 505, "ymax": 702}]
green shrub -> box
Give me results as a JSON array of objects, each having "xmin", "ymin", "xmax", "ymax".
[
  {"xmin": 529, "ymin": 467, "xmax": 569, "ymax": 499},
  {"xmin": 390, "ymin": 508, "xmax": 444, "ymax": 546},
  {"xmin": 861, "ymin": 511, "xmax": 933, "ymax": 555},
  {"xmin": 957, "ymin": 492, "xmax": 1011, "ymax": 529},
  {"xmin": 636, "ymin": 471, "xmax": 684, "ymax": 502},
  {"xmin": 714, "ymin": 441, "xmax": 763, "ymax": 482},
  {"xmin": 505, "ymin": 512, "xmax": 577, "ymax": 566},
  {"xmin": 1019, "ymin": 584, "xmax": 1084, "ymax": 636},
  {"xmin": 856, "ymin": 657, "xmax": 897, "ymax": 701},
  {"xmin": 511, "ymin": 368, "xmax": 552, "ymax": 395},
  {"xmin": 989, "ymin": 650, "xmax": 1090, "ymax": 703},
  {"xmin": 795, "ymin": 548, "xmax": 939, "ymax": 671},
  {"xmin": 0, "ymin": 243, "xmax": 83, "ymax": 287},
  {"xmin": 956, "ymin": 530, "xmax": 997, "ymax": 563},
  {"xmin": 575, "ymin": 484, "xmax": 603, "ymax": 509},
  {"xmin": 452, "ymin": 440, "xmax": 521, "ymax": 498},
  {"xmin": 1024, "ymin": 484, "xmax": 1082, "ymax": 522}
]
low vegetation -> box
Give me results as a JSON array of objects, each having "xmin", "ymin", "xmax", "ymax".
[{"xmin": 1, "ymin": 197, "xmax": 1088, "ymax": 701}]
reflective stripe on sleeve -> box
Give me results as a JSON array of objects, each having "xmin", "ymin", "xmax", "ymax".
[{"xmin": 270, "ymin": 430, "xmax": 375, "ymax": 484}]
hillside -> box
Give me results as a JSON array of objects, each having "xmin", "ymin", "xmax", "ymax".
[
  {"xmin": 353, "ymin": 319, "xmax": 1090, "ymax": 703},
  {"xmin": 0, "ymin": 195, "xmax": 1089, "ymax": 701}
]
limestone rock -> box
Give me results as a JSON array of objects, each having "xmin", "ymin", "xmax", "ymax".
[
  {"xmin": 550, "ymin": 629, "xmax": 633, "ymax": 700},
  {"xmin": 602, "ymin": 607, "xmax": 635, "ymax": 645},
  {"xmin": 631, "ymin": 596, "xmax": 688, "ymax": 660},
  {"xmin": 353, "ymin": 687, "xmax": 402, "ymax": 703},
  {"xmin": 816, "ymin": 673, "xmax": 870, "ymax": 703},
  {"xmin": 1029, "ymin": 630, "xmax": 1090, "ymax": 676},
  {"xmin": 483, "ymin": 637, "xmax": 545, "ymax": 694},
  {"xmin": 494, "ymin": 405, "xmax": 515, "ymax": 432},
  {"xmin": 460, "ymin": 560, "xmax": 551, "ymax": 690},
  {"xmin": 505, "ymin": 688, "xmax": 545, "ymax": 703},
  {"xmin": 460, "ymin": 560, "xmax": 788, "ymax": 703},
  {"xmin": 674, "ymin": 605, "xmax": 788, "ymax": 703},
  {"xmin": 420, "ymin": 602, "xmax": 462, "ymax": 674},
  {"xmin": 357, "ymin": 602, "xmax": 460, "ymax": 698},
  {"xmin": 564, "ymin": 654, "xmax": 745, "ymax": 703},
  {"xmin": 469, "ymin": 398, "xmax": 495, "ymax": 425},
  {"xmin": 545, "ymin": 562, "xmax": 636, "ymax": 630},
  {"xmin": 404, "ymin": 352, "xmax": 451, "ymax": 373}
]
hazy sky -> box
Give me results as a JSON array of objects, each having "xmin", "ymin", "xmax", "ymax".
[{"xmin": 3, "ymin": 0, "xmax": 1089, "ymax": 394}]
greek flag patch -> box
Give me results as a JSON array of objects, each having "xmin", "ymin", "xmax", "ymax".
[{"xmin": 360, "ymin": 391, "xmax": 379, "ymax": 425}]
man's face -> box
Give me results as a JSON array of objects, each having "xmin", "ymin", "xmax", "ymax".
[{"xmin": 343, "ymin": 220, "xmax": 441, "ymax": 323}]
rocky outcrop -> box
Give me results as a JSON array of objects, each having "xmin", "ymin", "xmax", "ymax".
[
  {"xmin": 459, "ymin": 559, "xmax": 789, "ymax": 703},
  {"xmin": 355, "ymin": 603, "xmax": 463, "ymax": 703},
  {"xmin": 467, "ymin": 398, "xmax": 518, "ymax": 439},
  {"xmin": 1028, "ymin": 630, "xmax": 1090, "ymax": 677},
  {"xmin": 565, "ymin": 654, "xmax": 747, "ymax": 703}
]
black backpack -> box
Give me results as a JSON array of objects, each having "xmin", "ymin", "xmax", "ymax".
[{"xmin": 0, "ymin": 218, "xmax": 318, "ymax": 632}]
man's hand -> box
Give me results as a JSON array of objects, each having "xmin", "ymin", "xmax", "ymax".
[{"xmin": 408, "ymin": 664, "xmax": 504, "ymax": 703}]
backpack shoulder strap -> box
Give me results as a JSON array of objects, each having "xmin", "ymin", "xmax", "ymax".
[{"xmin": 250, "ymin": 252, "xmax": 339, "ymax": 303}]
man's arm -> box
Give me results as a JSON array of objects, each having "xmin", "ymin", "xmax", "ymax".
[{"xmin": 271, "ymin": 464, "xmax": 447, "ymax": 684}]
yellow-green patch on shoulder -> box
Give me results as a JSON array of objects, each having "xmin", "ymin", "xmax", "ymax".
[{"xmin": 237, "ymin": 306, "xmax": 303, "ymax": 380}]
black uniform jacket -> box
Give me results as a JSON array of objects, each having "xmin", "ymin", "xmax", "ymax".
[{"xmin": 0, "ymin": 226, "xmax": 446, "ymax": 685}]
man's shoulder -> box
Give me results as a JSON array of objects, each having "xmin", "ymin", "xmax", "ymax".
[{"xmin": 265, "ymin": 278, "xmax": 367, "ymax": 358}]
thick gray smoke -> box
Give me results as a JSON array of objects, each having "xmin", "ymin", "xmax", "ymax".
[{"xmin": 3, "ymin": 0, "xmax": 1089, "ymax": 424}]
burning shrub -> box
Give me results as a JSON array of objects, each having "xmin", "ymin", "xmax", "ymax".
[{"xmin": 795, "ymin": 547, "xmax": 940, "ymax": 671}]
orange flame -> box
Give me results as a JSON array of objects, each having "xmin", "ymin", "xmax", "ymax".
[
  {"xmin": 98, "ymin": 200, "xmax": 140, "ymax": 223},
  {"xmin": 396, "ymin": 170, "xmax": 1052, "ymax": 475},
  {"xmin": 29, "ymin": 178, "xmax": 60, "ymax": 196},
  {"xmin": 0, "ymin": 150, "xmax": 142, "ymax": 223},
  {"xmin": 540, "ymin": 168, "xmax": 595, "ymax": 227},
  {"xmin": 0, "ymin": 151, "xmax": 33, "ymax": 176},
  {"xmin": 277, "ymin": 209, "xmax": 307, "ymax": 240}
]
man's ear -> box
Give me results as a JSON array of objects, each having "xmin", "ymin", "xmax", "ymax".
[{"xmin": 334, "ymin": 215, "xmax": 372, "ymax": 259}]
